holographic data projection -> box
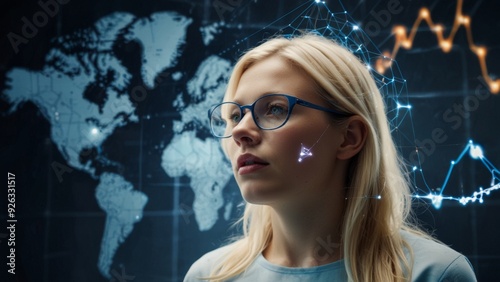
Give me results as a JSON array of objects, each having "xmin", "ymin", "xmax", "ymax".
[{"xmin": 222, "ymin": 0, "xmax": 500, "ymax": 209}]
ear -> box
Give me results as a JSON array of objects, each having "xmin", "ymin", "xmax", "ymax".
[{"xmin": 336, "ymin": 116, "xmax": 367, "ymax": 160}]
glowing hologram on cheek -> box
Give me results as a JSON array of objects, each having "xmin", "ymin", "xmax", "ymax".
[
  {"xmin": 298, "ymin": 144, "xmax": 313, "ymax": 162},
  {"xmin": 297, "ymin": 125, "xmax": 330, "ymax": 163}
]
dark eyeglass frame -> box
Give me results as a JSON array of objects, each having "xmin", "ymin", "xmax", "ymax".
[{"xmin": 208, "ymin": 94, "xmax": 350, "ymax": 138}]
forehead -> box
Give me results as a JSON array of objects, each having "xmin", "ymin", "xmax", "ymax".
[{"xmin": 227, "ymin": 55, "xmax": 318, "ymax": 103}]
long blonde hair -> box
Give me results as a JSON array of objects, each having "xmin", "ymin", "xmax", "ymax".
[{"xmin": 207, "ymin": 34, "xmax": 421, "ymax": 281}]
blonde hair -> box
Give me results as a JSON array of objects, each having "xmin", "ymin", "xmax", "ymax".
[{"xmin": 206, "ymin": 34, "xmax": 423, "ymax": 281}]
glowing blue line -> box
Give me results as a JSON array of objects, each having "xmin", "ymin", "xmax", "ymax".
[
  {"xmin": 413, "ymin": 140, "xmax": 500, "ymax": 209},
  {"xmin": 439, "ymin": 142, "xmax": 472, "ymax": 196}
]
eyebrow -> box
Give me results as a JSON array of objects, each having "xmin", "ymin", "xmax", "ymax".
[{"xmin": 228, "ymin": 91, "xmax": 286, "ymax": 104}]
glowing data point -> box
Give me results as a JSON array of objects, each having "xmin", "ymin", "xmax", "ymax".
[
  {"xmin": 469, "ymin": 144, "xmax": 483, "ymax": 159},
  {"xmin": 91, "ymin": 127, "xmax": 99, "ymax": 135},
  {"xmin": 491, "ymin": 82, "xmax": 499, "ymax": 93},
  {"xmin": 430, "ymin": 194, "xmax": 443, "ymax": 209},
  {"xmin": 297, "ymin": 125, "xmax": 330, "ymax": 163},
  {"xmin": 396, "ymin": 102, "xmax": 412, "ymax": 109},
  {"xmin": 459, "ymin": 197, "xmax": 467, "ymax": 205},
  {"xmin": 298, "ymin": 143, "xmax": 313, "ymax": 162}
]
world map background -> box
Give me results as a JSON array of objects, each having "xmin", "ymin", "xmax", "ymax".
[{"xmin": 1, "ymin": 0, "xmax": 499, "ymax": 281}]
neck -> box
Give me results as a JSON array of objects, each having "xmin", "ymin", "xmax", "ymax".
[{"xmin": 262, "ymin": 189, "xmax": 346, "ymax": 267}]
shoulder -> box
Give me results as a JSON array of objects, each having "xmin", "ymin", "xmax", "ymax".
[
  {"xmin": 183, "ymin": 244, "xmax": 233, "ymax": 282},
  {"xmin": 402, "ymin": 231, "xmax": 477, "ymax": 282}
]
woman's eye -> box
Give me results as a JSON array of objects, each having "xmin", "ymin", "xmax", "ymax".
[
  {"xmin": 230, "ymin": 113, "xmax": 241, "ymax": 123},
  {"xmin": 268, "ymin": 104, "xmax": 287, "ymax": 116}
]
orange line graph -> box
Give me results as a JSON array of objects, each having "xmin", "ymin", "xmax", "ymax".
[{"xmin": 374, "ymin": 0, "xmax": 499, "ymax": 94}]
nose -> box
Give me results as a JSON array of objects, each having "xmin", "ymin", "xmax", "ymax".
[{"xmin": 231, "ymin": 110, "xmax": 261, "ymax": 146}]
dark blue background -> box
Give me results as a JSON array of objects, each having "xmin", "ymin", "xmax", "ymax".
[{"xmin": 1, "ymin": 0, "xmax": 499, "ymax": 281}]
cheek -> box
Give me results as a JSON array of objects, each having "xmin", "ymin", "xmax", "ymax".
[
  {"xmin": 272, "ymin": 130, "xmax": 314, "ymax": 168},
  {"xmin": 274, "ymin": 126, "xmax": 338, "ymax": 174},
  {"xmin": 221, "ymin": 139, "xmax": 238, "ymax": 167},
  {"xmin": 276, "ymin": 126, "xmax": 322, "ymax": 154}
]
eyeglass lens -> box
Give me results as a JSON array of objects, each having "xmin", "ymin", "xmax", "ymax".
[{"xmin": 210, "ymin": 95, "xmax": 291, "ymax": 137}]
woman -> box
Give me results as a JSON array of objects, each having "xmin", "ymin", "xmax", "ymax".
[{"xmin": 184, "ymin": 34, "xmax": 476, "ymax": 281}]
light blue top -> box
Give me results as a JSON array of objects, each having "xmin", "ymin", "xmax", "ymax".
[{"xmin": 184, "ymin": 231, "xmax": 477, "ymax": 281}]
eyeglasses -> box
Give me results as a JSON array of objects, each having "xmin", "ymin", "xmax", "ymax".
[{"xmin": 208, "ymin": 94, "xmax": 349, "ymax": 138}]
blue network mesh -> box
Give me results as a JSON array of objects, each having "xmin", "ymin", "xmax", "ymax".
[{"xmin": 218, "ymin": 0, "xmax": 500, "ymax": 208}]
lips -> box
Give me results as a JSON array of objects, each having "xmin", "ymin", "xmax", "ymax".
[{"xmin": 237, "ymin": 154, "xmax": 269, "ymax": 175}]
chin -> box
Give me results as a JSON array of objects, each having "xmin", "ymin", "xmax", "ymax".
[{"xmin": 240, "ymin": 187, "xmax": 280, "ymax": 205}]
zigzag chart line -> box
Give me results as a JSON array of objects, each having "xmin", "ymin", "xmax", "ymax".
[{"xmin": 374, "ymin": 0, "xmax": 499, "ymax": 94}]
